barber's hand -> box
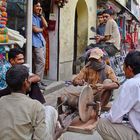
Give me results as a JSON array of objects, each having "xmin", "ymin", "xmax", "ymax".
[
  {"xmin": 76, "ymin": 79, "xmax": 85, "ymax": 86},
  {"xmin": 95, "ymin": 83, "xmax": 104, "ymax": 91}
]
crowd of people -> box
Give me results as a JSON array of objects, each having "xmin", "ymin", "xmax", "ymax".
[{"xmin": 0, "ymin": 0, "xmax": 140, "ymax": 140}]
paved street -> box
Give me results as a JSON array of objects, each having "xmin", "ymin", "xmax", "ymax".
[{"xmin": 44, "ymin": 84, "xmax": 119, "ymax": 140}]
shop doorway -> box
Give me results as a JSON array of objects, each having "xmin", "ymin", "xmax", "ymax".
[{"xmin": 73, "ymin": 0, "xmax": 88, "ymax": 74}]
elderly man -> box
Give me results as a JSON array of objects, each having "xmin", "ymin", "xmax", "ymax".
[
  {"xmin": 73, "ymin": 48, "xmax": 119, "ymax": 107},
  {"xmin": 0, "ymin": 65, "xmax": 68, "ymax": 140},
  {"xmin": 97, "ymin": 51, "xmax": 140, "ymax": 140}
]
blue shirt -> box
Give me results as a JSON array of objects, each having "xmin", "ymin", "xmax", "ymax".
[
  {"xmin": 32, "ymin": 14, "xmax": 45, "ymax": 48},
  {"xmin": 96, "ymin": 23, "xmax": 105, "ymax": 36}
]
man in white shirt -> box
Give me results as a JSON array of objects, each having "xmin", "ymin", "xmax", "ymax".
[{"xmin": 97, "ymin": 51, "xmax": 140, "ymax": 140}]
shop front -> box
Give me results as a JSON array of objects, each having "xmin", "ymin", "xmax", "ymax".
[{"xmin": 97, "ymin": 0, "xmax": 140, "ymax": 53}]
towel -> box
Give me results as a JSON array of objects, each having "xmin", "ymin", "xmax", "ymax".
[{"xmin": 8, "ymin": 28, "xmax": 26, "ymax": 48}]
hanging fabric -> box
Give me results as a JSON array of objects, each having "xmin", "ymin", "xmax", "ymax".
[{"xmin": 43, "ymin": 28, "xmax": 50, "ymax": 74}]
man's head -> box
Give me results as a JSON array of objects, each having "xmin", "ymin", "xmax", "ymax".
[
  {"xmin": 6, "ymin": 65, "xmax": 30, "ymax": 93},
  {"xmin": 103, "ymin": 9, "xmax": 114, "ymax": 23},
  {"xmin": 124, "ymin": 51, "xmax": 140, "ymax": 78},
  {"xmin": 33, "ymin": 0, "xmax": 41, "ymax": 16},
  {"xmin": 97, "ymin": 11, "xmax": 104, "ymax": 24},
  {"xmin": 8, "ymin": 48, "xmax": 24, "ymax": 65},
  {"xmin": 89, "ymin": 48, "xmax": 104, "ymax": 62}
]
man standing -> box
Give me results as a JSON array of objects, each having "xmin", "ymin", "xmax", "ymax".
[
  {"xmin": 97, "ymin": 51, "xmax": 140, "ymax": 140},
  {"xmin": 32, "ymin": 0, "xmax": 48, "ymax": 88}
]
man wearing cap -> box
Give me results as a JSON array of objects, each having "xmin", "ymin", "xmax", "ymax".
[{"xmin": 72, "ymin": 48, "xmax": 119, "ymax": 107}]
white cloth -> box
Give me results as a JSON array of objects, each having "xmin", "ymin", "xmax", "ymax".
[
  {"xmin": 44, "ymin": 106, "xmax": 58, "ymax": 140},
  {"xmin": 104, "ymin": 73, "xmax": 140, "ymax": 134},
  {"xmin": 8, "ymin": 28, "xmax": 26, "ymax": 48}
]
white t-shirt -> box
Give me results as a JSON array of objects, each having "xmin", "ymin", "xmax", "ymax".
[
  {"xmin": 105, "ymin": 18, "xmax": 121, "ymax": 50},
  {"xmin": 104, "ymin": 73, "xmax": 140, "ymax": 134}
]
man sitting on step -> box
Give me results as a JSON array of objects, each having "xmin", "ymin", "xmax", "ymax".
[{"xmin": 0, "ymin": 47, "xmax": 46, "ymax": 104}]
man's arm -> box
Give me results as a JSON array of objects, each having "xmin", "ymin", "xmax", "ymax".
[
  {"xmin": 32, "ymin": 8, "xmax": 47, "ymax": 33},
  {"xmin": 107, "ymin": 66, "xmax": 119, "ymax": 89},
  {"xmin": 29, "ymin": 74, "xmax": 40, "ymax": 83},
  {"xmin": 95, "ymin": 82, "xmax": 118, "ymax": 91},
  {"xmin": 32, "ymin": 17, "xmax": 47, "ymax": 33},
  {"xmin": 97, "ymin": 20, "xmax": 112, "ymax": 42},
  {"xmin": 32, "ymin": 25, "xmax": 43, "ymax": 33},
  {"xmin": 72, "ymin": 67, "xmax": 87, "ymax": 86},
  {"xmin": 95, "ymin": 66, "xmax": 119, "ymax": 91},
  {"xmin": 32, "ymin": 102, "xmax": 48, "ymax": 140},
  {"xmin": 38, "ymin": 7, "xmax": 48, "ymax": 29},
  {"xmin": 32, "ymin": 7, "xmax": 47, "ymax": 33},
  {"xmin": 107, "ymin": 80, "xmax": 138, "ymax": 123},
  {"xmin": 40, "ymin": 15, "xmax": 48, "ymax": 29}
]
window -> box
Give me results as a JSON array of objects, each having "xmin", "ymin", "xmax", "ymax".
[{"xmin": 7, "ymin": 0, "xmax": 27, "ymax": 37}]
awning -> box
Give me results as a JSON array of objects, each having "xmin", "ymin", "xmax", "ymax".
[
  {"xmin": 112, "ymin": 0, "xmax": 140, "ymax": 23},
  {"xmin": 97, "ymin": 0, "xmax": 140, "ymax": 24}
]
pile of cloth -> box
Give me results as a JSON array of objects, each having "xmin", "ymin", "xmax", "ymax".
[{"xmin": 0, "ymin": 0, "xmax": 8, "ymax": 43}]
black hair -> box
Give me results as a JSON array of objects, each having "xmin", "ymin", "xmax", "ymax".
[
  {"xmin": 33, "ymin": 0, "xmax": 41, "ymax": 6},
  {"xmin": 97, "ymin": 11, "xmax": 103, "ymax": 16},
  {"xmin": 124, "ymin": 51, "xmax": 140, "ymax": 75},
  {"xmin": 6, "ymin": 65, "xmax": 29, "ymax": 92},
  {"xmin": 103, "ymin": 9, "xmax": 115, "ymax": 15},
  {"xmin": 8, "ymin": 48, "xmax": 23, "ymax": 61}
]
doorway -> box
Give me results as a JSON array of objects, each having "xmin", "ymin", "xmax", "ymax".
[{"xmin": 73, "ymin": 0, "xmax": 88, "ymax": 74}]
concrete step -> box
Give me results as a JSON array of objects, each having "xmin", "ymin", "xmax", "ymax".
[{"xmin": 43, "ymin": 80, "xmax": 65, "ymax": 95}]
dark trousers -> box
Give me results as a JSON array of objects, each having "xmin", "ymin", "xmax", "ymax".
[
  {"xmin": 0, "ymin": 83, "xmax": 46, "ymax": 104},
  {"xmin": 27, "ymin": 83, "xmax": 46, "ymax": 104}
]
